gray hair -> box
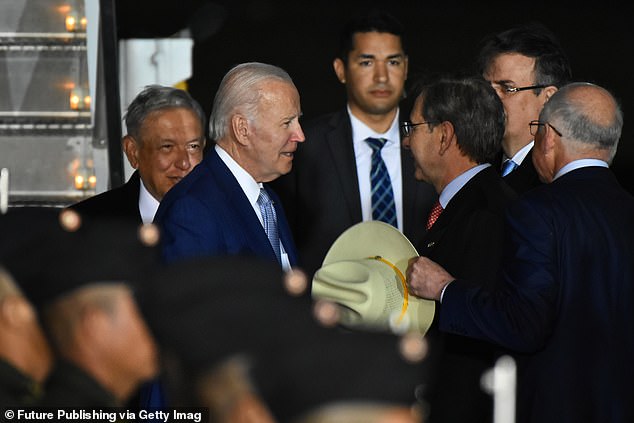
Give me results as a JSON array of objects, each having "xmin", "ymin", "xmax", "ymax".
[
  {"xmin": 209, "ymin": 62, "xmax": 294, "ymax": 141},
  {"xmin": 540, "ymin": 82, "xmax": 623, "ymax": 163},
  {"xmin": 124, "ymin": 85, "xmax": 206, "ymax": 141}
]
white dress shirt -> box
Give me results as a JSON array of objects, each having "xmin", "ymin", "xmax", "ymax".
[
  {"xmin": 139, "ymin": 180, "xmax": 160, "ymax": 224},
  {"xmin": 348, "ymin": 106, "xmax": 403, "ymax": 231}
]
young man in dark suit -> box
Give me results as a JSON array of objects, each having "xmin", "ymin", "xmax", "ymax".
[
  {"xmin": 271, "ymin": 9, "xmax": 436, "ymax": 279},
  {"xmin": 477, "ymin": 23, "xmax": 572, "ymax": 193},
  {"xmin": 70, "ymin": 85, "xmax": 206, "ymax": 223},
  {"xmin": 407, "ymin": 82, "xmax": 634, "ymax": 423},
  {"xmin": 402, "ymin": 77, "xmax": 517, "ymax": 423}
]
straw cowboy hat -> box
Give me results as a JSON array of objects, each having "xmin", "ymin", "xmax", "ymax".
[{"xmin": 312, "ymin": 221, "xmax": 435, "ymax": 335}]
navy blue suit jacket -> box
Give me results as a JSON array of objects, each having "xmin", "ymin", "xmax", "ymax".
[
  {"xmin": 440, "ymin": 166, "xmax": 634, "ymax": 423},
  {"xmin": 154, "ymin": 147, "xmax": 298, "ymax": 266}
]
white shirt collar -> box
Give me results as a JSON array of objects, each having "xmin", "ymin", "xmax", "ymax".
[
  {"xmin": 505, "ymin": 141, "xmax": 534, "ymax": 166},
  {"xmin": 139, "ymin": 179, "xmax": 160, "ymax": 224},
  {"xmin": 215, "ymin": 144, "xmax": 262, "ymax": 206},
  {"xmin": 347, "ymin": 105, "xmax": 400, "ymax": 146},
  {"xmin": 554, "ymin": 159, "xmax": 608, "ymax": 180}
]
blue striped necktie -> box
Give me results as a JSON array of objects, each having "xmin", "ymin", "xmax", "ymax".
[
  {"xmin": 257, "ymin": 188, "xmax": 282, "ymax": 264},
  {"xmin": 365, "ymin": 137, "xmax": 397, "ymax": 227}
]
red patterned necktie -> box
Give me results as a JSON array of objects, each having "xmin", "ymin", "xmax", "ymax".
[{"xmin": 426, "ymin": 201, "xmax": 443, "ymax": 230}]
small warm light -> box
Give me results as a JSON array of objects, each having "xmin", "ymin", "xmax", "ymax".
[
  {"xmin": 74, "ymin": 174, "xmax": 85, "ymax": 190},
  {"xmin": 88, "ymin": 175, "xmax": 97, "ymax": 188},
  {"xmin": 70, "ymin": 92, "xmax": 80, "ymax": 109},
  {"xmin": 65, "ymin": 14, "xmax": 77, "ymax": 32},
  {"xmin": 80, "ymin": 16, "xmax": 87, "ymax": 31},
  {"xmin": 69, "ymin": 89, "xmax": 90, "ymax": 110}
]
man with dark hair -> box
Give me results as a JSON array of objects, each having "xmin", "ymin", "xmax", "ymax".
[
  {"xmin": 407, "ymin": 82, "xmax": 634, "ymax": 423},
  {"xmin": 70, "ymin": 85, "xmax": 206, "ymax": 223},
  {"xmin": 477, "ymin": 23, "xmax": 572, "ymax": 193},
  {"xmin": 271, "ymin": 9, "xmax": 436, "ymax": 279},
  {"xmin": 403, "ymin": 77, "xmax": 517, "ymax": 423}
]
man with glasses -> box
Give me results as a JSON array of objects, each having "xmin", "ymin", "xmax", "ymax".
[
  {"xmin": 407, "ymin": 82, "xmax": 633, "ymax": 423},
  {"xmin": 271, "ymin": 9, "xmax": 436, "ymax": 279},
  {"xmin": 402, "ymin": 77, "xmax": 517, "ymax": 423},
  {"xmin": 477, "ymin": 23, "xmax": 572, "ymax": 193}
]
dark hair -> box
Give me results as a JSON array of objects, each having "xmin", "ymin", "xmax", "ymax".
[
  {"xmin": 337, "ymin": 9, "xmax": 405, "ymax": 64},
  {"xmin": 124, "ymin": 85, "xmax": 206, "ymax": 141},
  {"xmin": 418, "ymin": 77, "xmax": 506, "ymax": 163},
  {"xmin": 476, "ymin": 22, "xmax": 572, "ymax": 91}
]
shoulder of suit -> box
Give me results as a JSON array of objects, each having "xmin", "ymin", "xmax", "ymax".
[{"xmin": 303, "ymin": 109, "xmax": 348, "ymax": 133}]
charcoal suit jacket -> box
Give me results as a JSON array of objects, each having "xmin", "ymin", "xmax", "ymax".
[{"xmin": 418, "ymin": 165, "xmax": 517, "ymax": 423}]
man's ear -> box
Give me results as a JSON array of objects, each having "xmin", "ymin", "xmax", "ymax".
[
  {"xmin": 438, "ymin": 121, "xmax": 455, "ymax": 155},
  {"xmin": 122, "ymin": 136, "xmax": 139, "ymax": 169},
  {"xmin": 230, "ymin": 114, "xmax": 250, "ymax": 146},
  {"xmin": 333, "ymin": 58, "xmax": 347, "ymax": 84},
  {"xmin": 543, "ymin": 86, "xmax": 558, "ymax": 103}
]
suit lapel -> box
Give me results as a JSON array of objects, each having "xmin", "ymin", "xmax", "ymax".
[
  {"xmin": 401, "ymin": 147, "xmax": 419, "ymax": 236},
  {"xmin": 208, "ymin": 150, "xmax": 279, "ymax": 263},
  {"xmin": 326, "ymin": 110, "xmax": 363, "ymax": 222}
]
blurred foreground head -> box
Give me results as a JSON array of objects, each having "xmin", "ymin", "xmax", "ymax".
[
  {"xmin": 142, "ymin": 256, "xmax": 429, "ymax": 422},
  {"xmin": 1, "ymin": 207, "xmax": 161, "ymax": 405}
]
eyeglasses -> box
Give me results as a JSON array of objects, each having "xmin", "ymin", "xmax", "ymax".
[
  {"xmin": 504, "ymin": 84, "xmax": 547, "ymax": 94},
  {"xmin": 529, "ymin": 120, "xmax": 563, "ymax": 137},
  {"xmin": 400, "ymin": 121, "xmax": 437, "ymax": 138}
]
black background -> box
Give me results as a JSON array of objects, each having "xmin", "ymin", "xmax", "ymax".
[{"xmin": 115, "ymin": 0, "xmax": 633, "ymax": 194}]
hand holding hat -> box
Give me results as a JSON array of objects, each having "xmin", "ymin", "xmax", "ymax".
[{"xmin": 312, "ymin": 221, "xmax": 435, "ymax": 335}]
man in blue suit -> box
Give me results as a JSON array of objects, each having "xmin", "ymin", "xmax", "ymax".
[
  {"xmin": 406, "ymin": 82, "xmax": 634, "ymax": 423},
  {"xmin": 154, "ymin": 62, "xmax": 304, "ymax": 270}
]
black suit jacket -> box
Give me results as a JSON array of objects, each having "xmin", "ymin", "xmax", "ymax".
[
  {"xmin": 69, "ymin": 171, "xmax": 142, "ymax": 223},
  {"xmin": 440, "ymin": 167, "xmax": 634, "ymax": 423},
  {"xmin": 418, "ymin": 166, "xmax": 517, "ymax": 423},
  {"xmin": 494, "ymin": 148, "xmax": 542, "ymax": 194},
  {"xmin": 271, "ymin": 108, "xmax": 437, "ymax": 278}
]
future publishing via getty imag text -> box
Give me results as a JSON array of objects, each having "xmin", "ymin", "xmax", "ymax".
[{"xmin": 3, "ymin": 408, "xmax": 207, "ymax": 423}]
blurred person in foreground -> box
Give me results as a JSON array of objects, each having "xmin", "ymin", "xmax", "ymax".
[
  {"xmin": 140, "ymin": 256, "xmax": 427, "ymax": 423},
  {"xmin": 3, "ymin": 208, "xmax": 161, "ymax": 406},
  {"xmin": 0, "ymin": 266, "xmax": 53, "ymax": 405}
]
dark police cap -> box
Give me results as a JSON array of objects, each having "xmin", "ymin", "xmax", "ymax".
[
  {"xmin": 139, "ymin": 255, "xmax": 310, "ymax": 375},
  {"xmin": 140, "ymin": 256, "xmax": 427, "ymax": 419},
  {"xmin": 0, "ymin": 207, "xmax": 161, "ymax": 308}
]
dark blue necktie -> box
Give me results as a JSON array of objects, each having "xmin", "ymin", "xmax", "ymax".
[
  {"xmin": 365, "ymin": 137, "xmax": 397, "ymax": 227},
  {"xmin": 257, "ymin": 188, "xmax": 282, "ymax": 264}
]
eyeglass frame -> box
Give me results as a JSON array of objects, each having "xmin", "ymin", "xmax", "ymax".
[
  {"xmin": 400, "ymin": 121, "xmax": 438, "ymax": 138},
  {"xmin": 529, "ymin": 120, "xmax": 563, "ymax": 137},
  {"xmin": 504, "ymin": 84, "xmax": 547, "ymax": 94}
]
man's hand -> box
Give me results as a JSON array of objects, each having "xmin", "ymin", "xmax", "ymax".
[{"xmin": 406, "ymin": 256, "xmax": 454, "ymax": 301}]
